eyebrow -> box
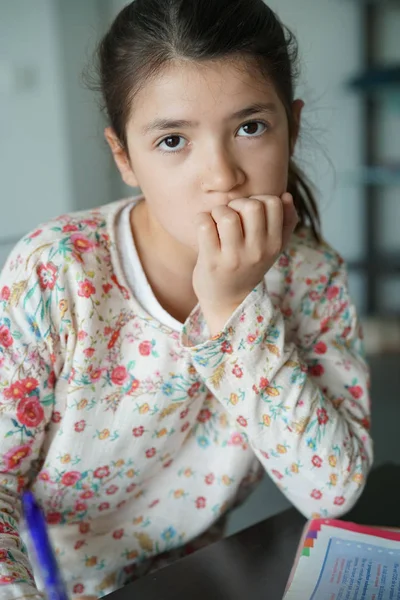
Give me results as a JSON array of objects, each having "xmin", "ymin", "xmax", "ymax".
[{"xmin": 141, "ymin": 102, "xmax": 278, "ymax": 135}]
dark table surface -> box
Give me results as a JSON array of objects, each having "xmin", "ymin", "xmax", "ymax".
[{"xmin": 110, "ymin": 463, "xmax": 400, "ymax": 599}]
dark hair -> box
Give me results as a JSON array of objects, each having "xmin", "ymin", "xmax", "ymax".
[{"xmin": 93, "ymin": 0, "xmax": 321, "ymax": 240}]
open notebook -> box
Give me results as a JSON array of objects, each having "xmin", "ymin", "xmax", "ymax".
[{"xmin": 284, "ymin": 519, "xmax": 400, "ymax": 599}]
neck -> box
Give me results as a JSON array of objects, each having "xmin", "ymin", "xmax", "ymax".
[{"xmin": 131, "ymin": 199, "xmax": 198, "ymax": 293}]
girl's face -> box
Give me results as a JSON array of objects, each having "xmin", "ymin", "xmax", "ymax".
[{"xmin": 106, "ymin": 57, "xmax": 303, "ymax": 253}]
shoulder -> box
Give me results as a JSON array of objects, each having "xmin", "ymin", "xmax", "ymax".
[
  {"xmin": 277, "ymin": 227, "xmax": 347, "ymax": 291},
  {"xmin": 1, "ymin": 200, "xmax": 130, "ymax": 278},
  {"xmin": 0, "ymin": 200, "xmax": 132, "ymax": 311},
  {"xmin": 285, "ymin": 226, "xmax": 345, "ymax": 278}
]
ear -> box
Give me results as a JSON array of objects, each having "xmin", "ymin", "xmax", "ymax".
[
  {"xmin": 289, "ymin": 99, "xmax": 304, "ymax": 156},
  {"xmin": 104, "ymin": 127, "xmax": 139, "ymax": 188}
]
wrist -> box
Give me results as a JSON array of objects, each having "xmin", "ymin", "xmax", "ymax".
[{"xmin": 201, "ymin": 303, "xmax": 240, "ymax": 337}]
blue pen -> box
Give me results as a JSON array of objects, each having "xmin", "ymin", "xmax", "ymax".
[{"xmin": 22, "ymin": 491, "xmax": 69, "ymax": 600}]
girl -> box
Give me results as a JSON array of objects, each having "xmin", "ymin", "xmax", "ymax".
[{"xmin": 0, "ymin": 0, "xmax": 372, "ymax": 598}]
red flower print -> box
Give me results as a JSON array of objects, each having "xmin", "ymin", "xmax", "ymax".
[
  {"xmin": 232, "ymin": 364, "xmax": 243, "ymax": 378},
  {"xmin": 37, "ymin": 262, "xmax": 58, "ymax": 290},
  {"xmin": 129, "ymin": 379, "xmax": 140, "ymax": 392},
  {"xmin": 29, "ymin": 229, "xmax": 42, "ymax": 239},
  {"xmin": 111, "ymin": 365, "xmax": 128, "ymax": 386},
  {"xmin": 126, "ymin": 483, "xmax": 136, "ymax": 494},
  {"xmin": 117, "ymin": 500, "xmax": 126, "ymax": 510},
  {"xmin": 309, "ymin": 363, "xmax": 324, "ymax": 377},
  {"xmin": 82, "ymin": 219, "xmax": 98, "ymax": 228},
  {"xmin": 3, "ymin": 444, "xmax": 32, "ymax": 472},
  {"xmin": 259, "ymin": 377, "xmax": 270, "ymax": 389},
  {"xmin": 237, "ymin": 416, "xmax": 248, "ymax": 427},
  {"xmin": 149, "ymin": 499, "xmax": 160, "ymax": 508},
  {"xmin": 314, "ymin": 341, "xmax": 327, "ymax": 355},
  {"xmin": 317, "ymin": 408, "xmax": 329, "ymax": 425},
  {"xmin": 311, "ymin": 489, "xmax": 322, "ymax": 500},
  {"xmin": 80, "ymin": 490, "xmax": 94, "ymax": 500},
  {"xmin": 205, "ymin": 473, "xmax": 215, "ymax": 485},
  {"xmin": 272, "ymin": 470, "xmax": 283, "ymax": 480},
  {"xmin": 52, "ymin": 411, "xmax": 62, "ymax": 423},
  {"xmin": 94, "ymin": 466, "xmax": 110, "ymax": 479},
  {"xmin": 61, "ymin": 471, "xmax": 81, "ymax": 487},
  {"xmin": 73, "ymin": 584, "xmax": 84, "ymax": 595},
  {"xmin": 197, "ymin": 409, "xmax": 212, "ymax": 423},
  {"xmin": 221, "ymin": 341, "xmax": 233, "ymax": 354},
  {"xmin": 79, "ymin": 522, "xmax": 90, "ymax": 534},
  {"xmin": 77, "ymin": 330, "xmax": 88, "ymax": 341},
  {"xmin": 90, "ymin": 368, "xmax": 103, "ymax": 382},
  {"xmin": 74, "ymin": 420, "xmax": 86, "ymax": 432},
  {"xmin": 108, "ymin": 328, "xmax": 121, "ymax": 349},
  {"xmin": 62, "ymin": 224, "xmax": 79, "ymax": 233},
  {"xmin": 113, "ymin": 529, "xmax": 124, "ymax": 540},
  {"xmin": 229, "ymin": 432, "xmax": 243, "ymax": 446},
  {"xmin": 312, "ymin": 455, "xmax": 323, "ymax": 468},
  {"xmin": 21, "ymin": 377, "xmax": 39, "ymax": 393},
  {"xmin": 16, "ymin": 396, "xmax": 44, "ymax": 428},
  {"xmin": 163, "ymin": 459, "xmax": 173, "ymax": 469},
  {"xmin": 139, "ymin": 340, "xmax": 152, "ymax": 356},
  {"xmin": 334, "ymin": 496, "xmax": 345, "ymax": 506},
  {"xmin": 75, "ymin": 502, "xmax": 87, "ymax": 512},
  {"xmin": 0, "ymin": 325, "xmax": 13, "ymax": 348},
  {"xmin": 39, "ymin": 471, "xmax": 50, "ymax": 482},
  {"xmin": 0, "ymin": 286, "xmax": 10, "ymax": 301},
  {"xmin": 46, "ymin": 512, "xmax": 62, "ymax": 525},
  {"xmin": 133, "ymin": 426, "xmax": 145, "ymax": 437},
  {"xmin": 348, "ymin": 385, "xmax": 363, "ymax": 399},
  {"xmin": 257, "ymin": 315, "xmax": 264, "ymax": 323},
  {"xmin": 279, "ymin": 255, "xmax": 289, "ymax": 268},
  {"xmin": 327, "ymin": 285, "xmax": 340, "ymax": 300},
  {"xmin": 146, "ymin": 448, "xmax": 156, "ymax": 458},
  {"xmin": 309, "ymin": 291, "xmax": 319, "ymax": 302},
  {"xmin": 47, "ymin": 371, "xmax": 56, "ymax": 389},
  {"xmin": 106, "ymin": 485, "xmax": 118, "ymax": 495},
  {"xmin": 102, "ymin": 283, "xmax": 113, "ymax": 294},
  {"xmin": 98, "ymin": 502, "xmax": 110, "ymax": 511},
  {"xmin": 84, "ymin": 347, "xmax": 95, "ymax": 358},
  {"xmin": 180, "ymin": 408, "xmax": 189, "ymax": 420},
  {"xmin": 0, "ymin": 549, "xmax": 7, "ymax": 561},
  {"xmin": 196, "ymin": 496, "xmax": 206, "ymax": 509},
  {"xmin": 181, "ymin": 422, "xmax": 190, "ymax": 432},
  {"xmin": 70, "ymin": 233, "xmax": 95, "ymax": 253},
  {"xmin": 4, "ymin": 381, "xmax": 25, "ymax": 400},
  {"xmin": 188, "ymin": 382, "xmax": 201, "ymax": 397},
  {"xmin": 78, "ymin": 279, "xmax": 96, "ymax": 298},
  {"xmin": 247, "ymin": 334, "xmax": 256, "ymax": 344},
  {"xmin": 74, "ymin": 541, "xmax": 85, "ymax": 550}
]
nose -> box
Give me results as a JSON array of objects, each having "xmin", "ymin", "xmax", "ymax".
[{"xmin": 200, "ymin": 145, "xmax": 245, "ymax": 195}]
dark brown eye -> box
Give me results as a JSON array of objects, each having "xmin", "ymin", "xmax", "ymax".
[
  {"xmin": 243, "ymin": 122, "xmax": 259, "ymax": 135},
  {"xmin": 238, "ymin": 121, "xmax": 267, "ymax": 137},
  {"xmin": 165, "ymin": 136, "xmax": 181, "ymax": 148}
]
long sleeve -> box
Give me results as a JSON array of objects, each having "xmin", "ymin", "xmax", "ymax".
[
  {"xmin": 181, "ymin": 253, "xmax": 372, "ymax": 519},
  {"xmin": 0, "ymin": 238, "xmax": 64, "ymax": 599}
]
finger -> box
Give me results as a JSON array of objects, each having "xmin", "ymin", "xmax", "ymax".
[
  {"xmin": 227, "ymin": 198, "xmax": 267, "ymax": 247},
  {"xmin": 281, "ymin": 193, "xmax": 299, "ymax": 247},
  {"xmin": 211, "ymin": 205, "xmax": 244, "ymax": 255},
  {"xmin": 195, "ymin": 212, "xmax": 220, "ymax": 259},
  {"xmin": 248, "ymin": 195, "xmax": 284, "ymax": 240}
]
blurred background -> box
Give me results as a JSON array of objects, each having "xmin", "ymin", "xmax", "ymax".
[{"xmin": 1, "ymin": 0, "xmax": 399, "ymax": 534}]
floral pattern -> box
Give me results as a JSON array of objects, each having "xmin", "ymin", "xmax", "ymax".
[{"xmin": 0, "ymin": 198, "xmax": 372, "ymax": 598}]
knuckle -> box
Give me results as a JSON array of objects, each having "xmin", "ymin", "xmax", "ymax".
[{"xmin": 244, "ymin": 199, "xmax": 264, "ymax": 214}]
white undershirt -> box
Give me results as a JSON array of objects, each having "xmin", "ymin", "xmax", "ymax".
[{"xmin": 117, "ymin": 200, "xmax": 183, "ymax": 332}]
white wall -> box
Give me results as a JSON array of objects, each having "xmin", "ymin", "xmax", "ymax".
[{"xmin": 0, "ymin": 0, "xmax": 72, "ymax": 265}]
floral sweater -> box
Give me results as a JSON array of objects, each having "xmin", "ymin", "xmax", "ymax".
[{"xmin": 0, "ymin": 198, "xmax": 372, "ymax": 599}]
